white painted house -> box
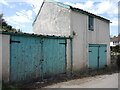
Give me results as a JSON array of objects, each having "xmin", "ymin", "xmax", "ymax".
[
  {"xmin": 33, "ymin": 0, "xmax": 110, "ymax": 72},
  {"xmin": 110, "ymin": 36, "xmax": 120, "ymax": 47}
]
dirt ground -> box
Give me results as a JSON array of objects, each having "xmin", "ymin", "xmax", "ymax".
[
  {"xmin": 3, "ymin": 72, "xmax": 119, "ymax": 90},
  {"xmin": 43, "ymin": 73, "xmax": 118, "ymax": 88},
  {"xmin": 9, "ymin": 68, "xmax": 118, "ymax": 90}
]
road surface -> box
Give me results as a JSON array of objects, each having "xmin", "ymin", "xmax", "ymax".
[{"xmin": 44, "ymin": 73, "xmax": 118, "ymax": 88}]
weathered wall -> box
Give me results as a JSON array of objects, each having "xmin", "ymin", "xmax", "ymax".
[
  {"xmin": 71, "ymin": 11, "xmax": 88, "ymax": 72},
  {"xmin": 0, "ymin": 34, "xmax": 10, "ymax": 83},
  {"xmin": 33, "ymin": 1, "xmax": 110, "ymax": 72},
  {"xmin": 87, "ymin": 18, "xmax": 110, "ymax": 66},
  {"xmin": 33, "ymin": 1, "xmax": 71, "ymax": 37},
  {"xmin": 71, "ymin": 10, "xmax": 110, "ymax": 72},
  {"xmin": 66, "ymin": 39, "xmax": 72, "ymax": 73}
]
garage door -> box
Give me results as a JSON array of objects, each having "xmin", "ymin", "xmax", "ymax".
[
  {"xmin": 88, "ymin": 44, "xmax": 107, "ymax": 69},
  {"xmin": 10, "ymin": 35, "xmax": 66, "ymax": 83}
]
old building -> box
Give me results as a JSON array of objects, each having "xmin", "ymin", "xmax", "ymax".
[
  {"xmin": 33, "ymin": 0, "xmax": 110, "ymax": 72},
  {"xmin": 1, "ymin": 0, "xmax": 111, "ymax": 84}
]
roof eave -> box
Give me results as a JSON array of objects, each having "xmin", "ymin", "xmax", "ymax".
[
  {"xmin": 0, "ymin": 31, "xmax": 73, "ymax": 39},
  {"xmin": 70, "ymin": 6, "xmax": 110, "ymax": 23},
  {"xmin": 32, "ymin": 1, "xmax": 45, "ymax": 26}
]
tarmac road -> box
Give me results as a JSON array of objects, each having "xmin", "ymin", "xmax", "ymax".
[{"xmin": 44, "ymin": 73, "xmax": 118, "ymax": 88}]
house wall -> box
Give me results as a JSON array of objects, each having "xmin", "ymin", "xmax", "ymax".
[
  {"xmin": 33, "ymin": 1, "xmax": 110, "ymax": 72},
  {"xmin": 87, "ymin": 18, "xmax": 110, "ymax": 67},
  {"xmin": 71, "ymin": 10, "xmax": 110, "ymax": 72},
  {"xmin": 71, "ymin": 11, "xmax": 88, "ymax": 72},
  {"xmin": 0, "ymin": 34, "xmax": 10, "ymax": 83},
  {"xmin": 110, "ymin": 41, "xmax": 120, "ymax": 46},
  {"xmin": 66, "ymin": 39, "xmax": 72, "ymax": 73},
  {"xmin": 110, "ymin": 42, "xmax": 114, "ymax": 46},
  {"xmin": 33, "ymin": 1, "xmax": 71, "ymax": 37}
]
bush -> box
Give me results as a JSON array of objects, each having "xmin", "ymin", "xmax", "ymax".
[
  {"xmin": 117, "ymin": 55, "xmax": 120, "ymax": 69},
  {"xmin": 110, "ymin": 45, "xmax": 120, "ymax": 53}
]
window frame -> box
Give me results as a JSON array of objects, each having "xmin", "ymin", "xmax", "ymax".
[{"xmin": 88, "ymin": 16, "xmax": 94, "ymax": 31}]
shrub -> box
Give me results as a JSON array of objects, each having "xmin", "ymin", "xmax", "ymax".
[{"xmin": 117, "ymin": 55, "xmax": 120, "ymax": 69}]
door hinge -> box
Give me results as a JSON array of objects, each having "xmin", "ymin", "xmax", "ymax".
[
  {"xmin": 59, "ymin": 43, "xmax": 67, "ymax": 45},
  {"xmin": 10, "ymin": 39, "xmax": 21, "ymax": 44},
  {"xmin": 89, "ymin": 51, "xmax": 92, "ymax": 52},
  {"xmin": 104, "ymin": 50, "xmax": 107, "ymax": 52}
]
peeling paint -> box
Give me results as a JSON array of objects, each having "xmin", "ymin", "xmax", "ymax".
[{"xmin": 10, "ymin": 35, "xmax": 66, "ymax": 83}]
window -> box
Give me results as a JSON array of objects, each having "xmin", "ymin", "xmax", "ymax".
[
  {"xmin": 113, "ymin": 41, "xmax": 115, "ymax": 45},
  {"xmin": 88, "ymin": 16, "xmax": 94, "ymax": 31}
]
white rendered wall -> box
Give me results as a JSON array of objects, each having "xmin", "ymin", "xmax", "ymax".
[
  {"xmin": 87, "ymin": 18, "xmax": 110, "ymax": 66},
  {"xmin": 0, "ymin": 34, "xmax": 10, "ymax": 83},
  {"xmin": 33, "ymin": 1, "xmax": 71, "ymax": 37},
  {"xmin": 71, "ymin": 11, "xmax": 110, "ymax": 72},
  {"xmin": 71, "ymin": 11, "xmax": 88, "ymax": 72}
]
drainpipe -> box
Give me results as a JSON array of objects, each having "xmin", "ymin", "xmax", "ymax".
[{"xmin": 70, "ymin": 38, "xmax": 73, "ymax": 75}]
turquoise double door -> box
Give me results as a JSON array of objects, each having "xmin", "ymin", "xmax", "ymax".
[
  {"xmin": 88, "ymin": 44, "xmax": 107, "ymax": 69},
  {"xmin": 10, "ymin": 35, "xmax": 66, "ymax": 83}
]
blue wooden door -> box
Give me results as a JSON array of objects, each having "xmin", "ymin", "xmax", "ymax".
[
  {"xmin": 88, "ymin": 44, "xmax": 107, "ymax": 69},
  {"xmin": 99, "ymin": 46, "xmax": 107, "ymax": 68},
  {"xmin": 88, "ymin": 46, "xmax": 98, "ymax": 69},
  {"xmin": 43, "ymin": 38, "xmax": 66, "ymax": 77},
  {"xmin": 10, "ymin": 35, "xmax": 42, "ymax": 83}
]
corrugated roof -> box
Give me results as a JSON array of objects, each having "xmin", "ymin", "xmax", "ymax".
[
  {"xmin": 0, "ymin": 31, "xmax": 72, "ymax": 39},
  {"xmin": 33, "ymin": 0, "xmax": 110, "ymax": 25}
]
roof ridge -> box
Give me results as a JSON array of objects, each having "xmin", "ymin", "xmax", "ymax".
[{"xmin": 48, "ymin": 0, "xmax": 110, "ymax": 22}]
